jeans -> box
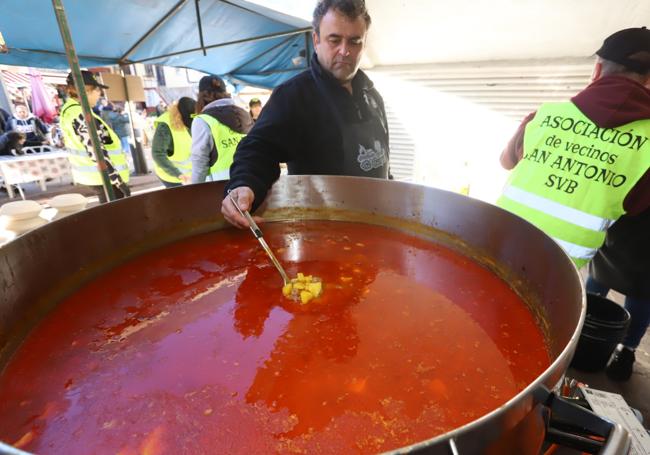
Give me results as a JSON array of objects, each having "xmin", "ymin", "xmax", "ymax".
[
  {"xmin": 120, "ymin": 136, "xmax": 130, "ymax": 154},
  {"xmin": 586, "ymin": 276, "xmax": 650, "ymax": 349},
  {"xmin": 120, "ymin": 137, "xmax": 134, "ymax": 173}
]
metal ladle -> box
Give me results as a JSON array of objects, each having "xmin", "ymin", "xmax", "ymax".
[{"xmin": 228, "ymin": 192, "xmax": 290, "ymax": 286}]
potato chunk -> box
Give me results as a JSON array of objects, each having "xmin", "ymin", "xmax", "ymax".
[
  {"xmin": 300, "ymin": 291, "xmax": 314, "ymax": 304},
  {"xmin": 282, "ymin": 273, "xmax": 324, "ymax": 303},
  {"xmin": 282, "ymin": 283, "xmax": 293, "ymax": 297},
  {"xmin": 307, "ymin": 281, "xmax": 322, "ymax": 297}
]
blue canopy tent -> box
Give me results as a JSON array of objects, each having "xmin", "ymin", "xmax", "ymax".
[{"xmin": 0, "ymin": 0, "xmax": 314, "ymax": 89}]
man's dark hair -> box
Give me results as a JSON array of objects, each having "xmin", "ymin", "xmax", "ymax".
[{"xmin": 312, "ymin": 0, "xmax": 371, "ymax": 35}]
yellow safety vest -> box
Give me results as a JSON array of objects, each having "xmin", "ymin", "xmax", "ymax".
[
  {"xmin": 497, "ymin": 102, "xmax": 650, "ymax": 267},
  {"xmin": 195, "ymin": 114, "xmax": 245, "ymax": 181},
  {"xmin": 152, "ymin": 111, "xmax": 192, "ymax": 183},
  {"xmin": 60, "ymin": 99, "xmax": 130, "ymax": 185}
]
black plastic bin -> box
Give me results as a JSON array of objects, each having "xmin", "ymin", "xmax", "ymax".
[{"xmin": 570, "ymin": 293, "xmax": 631, "ymax": 372}]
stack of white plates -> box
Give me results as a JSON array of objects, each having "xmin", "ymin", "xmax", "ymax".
[
  {"xmin": 49, "ymin": 193, "xmax": 88, "ymax": 220},
  {"xmin": 0, "ymin": 200, "xmax": 47, "ymax": 241}
]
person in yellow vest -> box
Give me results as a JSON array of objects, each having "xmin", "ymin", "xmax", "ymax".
[
  {"xmin": 498, "ymin": 27, "xmax": 650, "ymax": 268},
  {"xmin": 152, "ymin": 97, "xmax": 196, "ymax": 188},
  {"xmin": 60, "ymin": 70, "xmax": 130, "ymax": 203},
  {"xmin": 190, "ymin": 75, "xmax": 252, "ymax": 183}
]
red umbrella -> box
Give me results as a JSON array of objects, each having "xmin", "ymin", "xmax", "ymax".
[{"xmin": 28, "ymin": 68, "xmax": 56, "ymax": 123}]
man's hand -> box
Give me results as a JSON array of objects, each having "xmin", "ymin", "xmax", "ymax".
[
  {"xmin": 221, "ymin": 186, "xmax": 259, "ymax": 229},
  {"xmin": 180, "ymin": 174, "xmax": 191, "ymax": 185}
]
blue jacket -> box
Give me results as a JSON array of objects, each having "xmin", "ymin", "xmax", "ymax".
[{"xmin": 104, "ymin": 111, "xmax": 131, "ymax": 138}]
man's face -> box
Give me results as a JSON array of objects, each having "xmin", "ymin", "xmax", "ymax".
[
  {"xmin": 313, "ymin": 8, "xmax": 367, "ymax": 84},
  {"xmin": 250, "ymin": 105, "xmax": 262, "ymax": 119},
  {"xmin": 15, "ymin": 105, "xmax": 28, "ymax": 119}
]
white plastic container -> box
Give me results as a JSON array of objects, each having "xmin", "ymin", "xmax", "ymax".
[
  {"xmin": 49, "ymin": 193, "xmax": 88, "ymax": 220},
  {"xmin": 0, "ymin": 200, "xmax": 47, "ymax": 241}
]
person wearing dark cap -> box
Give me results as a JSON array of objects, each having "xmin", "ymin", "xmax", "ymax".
[
  {"xmin": 152, "ymin": 96, "xmax": 196, "ymax": 187},
  {"xmin": 221, "ymin": 0, "xmax": 390, "ymax": 228},
  {"xmin": 190, "ymin": 75, "xmax": 253, "ymax": 183},
  {"xmin": 60, "ymin": 70, "xmax": 130, "ymax": 202},
  {"xmin": 248, "ymin": 98, "xmax": 262, "ymax": 123},
  {"xmin": 497, "ymin": 27, "xmax": 650, "ymax": 267}
]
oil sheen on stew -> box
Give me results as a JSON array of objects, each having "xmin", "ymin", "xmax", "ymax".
[{"xmin": 0, "ymin": 221, "xmax": 550, "ymax": 454}]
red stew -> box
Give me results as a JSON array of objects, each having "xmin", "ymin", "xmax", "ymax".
[{"xmin": 0, "ymin": 221, "xmax": 550, "ymax": 454}]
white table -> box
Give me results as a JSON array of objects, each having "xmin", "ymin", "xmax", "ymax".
[{"xmin": 0, "ymin": 147, "xmax": 72, "ymax": 199}]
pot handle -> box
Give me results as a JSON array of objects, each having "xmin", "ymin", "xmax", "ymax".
[{"xmin": 535, "ymin": 386, "xmax": 631, "ymax": 454}]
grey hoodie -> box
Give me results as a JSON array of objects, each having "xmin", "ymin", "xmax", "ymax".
[{"xmin": 191, "ymin": 98, "xmax": 252, "ymax": 183}]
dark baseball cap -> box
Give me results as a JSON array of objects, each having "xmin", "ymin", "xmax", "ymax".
[
  {"xmin": 198, "ymin": 74, "xmax": 227, "ymax": 93},
  {"xmin": 66, "ymin": 70, "xmax": 109, "ymax": 89},
  {"xmin": 596, "ymin": 27, "xmax": 650, "ymax": 74}
]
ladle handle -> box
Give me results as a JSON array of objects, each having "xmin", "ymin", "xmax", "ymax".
[{"xmin": 227, "ymin": 192, "xmax": 290, "ymax": 285}]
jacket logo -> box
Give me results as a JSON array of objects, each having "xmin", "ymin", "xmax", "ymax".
[{"xmin": 357, "ymin": 140, "xmax": 387, "ymax": 172}]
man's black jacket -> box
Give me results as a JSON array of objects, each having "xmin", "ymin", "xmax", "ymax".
[{"xmin": 226, "ymin": 53, "xmax": 389, "ymax": 208}]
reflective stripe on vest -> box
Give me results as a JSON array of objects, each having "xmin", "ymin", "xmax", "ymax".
[
  {"xmin": 67, "ymin": 148, "xmax": 125, "ymax": 157},
  {"xmin": 551, "ymin": 238, "xmax": 595, "ymax": 260},
  {"xmin": 502, "ymin": 186, "xmax": 616, "ymax": 232},
  {"xmin": 60, "ymin": 99, "xmax": 130, "ymax": 186},
  {"xmin": 153, "ymin": 111, "xmax": 193, "ymax": 183},
  {"xmin": 74, "ymin": 163, "xmax": 130, "ymax": 173},
  {"xmin": 195, "ymin": 113, "xmax": 245, "ymax": 182},
  {"xmin": 497, "ymin": 101, "xmax": 650, "ymax": 267}
]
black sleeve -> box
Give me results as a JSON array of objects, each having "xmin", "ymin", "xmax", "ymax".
[{"xmin": 226, "ymin": 83, "xmax": 303, "ymax": 210}]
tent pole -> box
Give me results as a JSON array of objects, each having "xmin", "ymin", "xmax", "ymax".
[
  {"xmin": 51, "ymin": 0, "xmax": 115, "ymax": 201},
  {"xmin": 120, "ymin": 65, "xmax": 148, "ymax": 175},
  {"xmin": 132, "ymin": 27, "xmax": 312, "ymax": 64},
  {"xmin": 194, "ymin": 0, "xmax": 207, "ymax": 56}
]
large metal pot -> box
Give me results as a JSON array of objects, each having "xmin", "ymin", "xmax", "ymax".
[{"xmin": 0, "ymin": 176, "xmax": 628, "ymax": 454}]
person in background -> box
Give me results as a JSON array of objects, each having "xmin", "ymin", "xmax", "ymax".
[
  {"xmin": 497, "ymin": 27, "xmax": 650, "ymax": 268},
  {"xmin": 191, "ymin": 75, "xmax": 252, "ymax": 183},
  {"xmin": 99, "ymin": 102, "xmax": 114, "ymax": 124},
  {"xmin": 7, "ymin": 103, "xmax": 49, "ymax": 147},
  {"xmin": 221, "ymin": 0, "xmax": 390, "ymax": 228},
  {"xmin": 59, "ymin": 70, "xmax": 130, "ymax": 203},
  {"xmin": 93, "ymin": 97, "xmax": 108, "ymax": 115},
  {"xmin": 0, "ymin": 131, "xmax": 26, "ymax": 194},
  {"xmin": 156, "ymin": 100, "xmax": 167, "ymax": 117},
  {"xmin": 587, "ymin": 208, "xmax": 650, "ymax": 381},
  {"xmin": 0, "ymin": 131, "xmax": 25, "ymax": 155},
  {"xmin": 0, "ymin": 107, "xmax": 11, "ymax": 134},
  {"xmin": 152, "ymin": 97, "xmax": 196, "ymax": 188},
  {"xmin": 249, "ymin": 98, "xmax": 262, "ymax": 123},
  {"xmin": 103, "ymin": 104, "xmax": 133, "ymax": 173}
]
